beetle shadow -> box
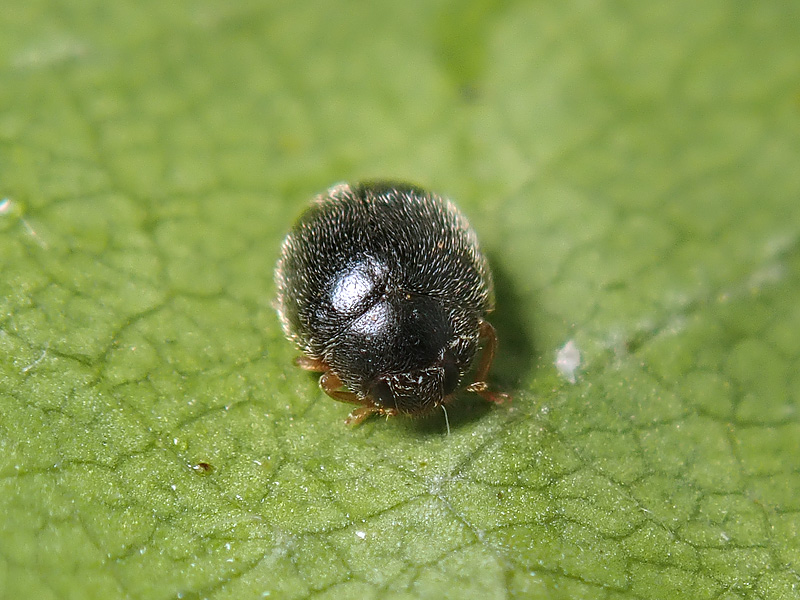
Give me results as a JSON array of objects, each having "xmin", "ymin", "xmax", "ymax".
[
  {"xmin": 406, "ymin": 257, "xmax": 538, "ymax": 435},
  {"xmin": 486, "ymin": 255, "xmax": 538, "ymax": 389}
]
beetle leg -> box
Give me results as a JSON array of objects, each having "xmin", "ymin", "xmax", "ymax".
[
  {"xmin": 296, "ymin": 356, "xmax": 364, "ymax": 404},
  {"xmin": 466, "ymin": 319, "xmax": 511, "ymax": 404},
  {"xmin": 295, "ymin": 356, "xmax": 328, "ymax": 372},
  {"xmin": 345, "ymin": 405, "xmax": 398, "ymax": 426},
  {"xmin": 318, "ymin": 370, "xmax": 363, "ymax": 405},
  {"xmin": 344, "ymin": 405, "xmax": 380, "ymax": 426},
  {"xmin": 298, "ymin": 360, "xmax": 388, "ymax": 425}
]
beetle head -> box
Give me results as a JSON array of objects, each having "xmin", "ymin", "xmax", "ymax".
[{"xmin": 367, "ymin": 352, "xmax": 461, "ymax": 416}]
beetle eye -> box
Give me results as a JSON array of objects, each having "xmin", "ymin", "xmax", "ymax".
[
  {"xmin": 442, "ymin": 354, "xmax": 460, "ymax": 396},
  {"xmin": 369, "ymin": 379, "xmax": 395, "ymax": 410}
]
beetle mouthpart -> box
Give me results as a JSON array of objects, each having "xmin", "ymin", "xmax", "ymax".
[{"xmin": 369, "ymin": 367, "xmax": 446, "ymax": 416}]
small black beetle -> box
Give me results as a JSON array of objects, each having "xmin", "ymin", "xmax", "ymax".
[{"xmin": 275, "ymin": 182, "xmax": 509, "ymax": 425}]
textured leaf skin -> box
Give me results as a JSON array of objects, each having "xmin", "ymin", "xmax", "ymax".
[{"xmin": 1, "ymin": 1, "xmax": 799, "ymax": 599}]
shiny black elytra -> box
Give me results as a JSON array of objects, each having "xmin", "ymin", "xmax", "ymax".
[{"xmin": 275, "ymin": 182, "xmax": 509, "ymax": 425}]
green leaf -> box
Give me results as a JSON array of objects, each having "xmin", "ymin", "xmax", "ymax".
[{"xmin": 2, "ymin": 1, "xmax": 799, "ymax": 599}]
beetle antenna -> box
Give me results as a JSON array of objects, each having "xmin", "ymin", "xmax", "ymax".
[{"xmin": 441, "ymin": 404, "xmax": 450, "ymax": 436}]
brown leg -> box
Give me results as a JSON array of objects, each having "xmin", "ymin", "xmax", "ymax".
[
  {"xmin": 345, "ymin": 405, "xmax": 399, "ymax": 426},
  {"xmin": 319, "ymin": 370, "xmax": 362, "ymax": 405},
  {"xmin": 320, "ymin": 370, "xmax": 400, "ymax": 426},
  {"xmin": 295, "ymin": 355, "xmax": 386, "ymax": 425},
  {"xmin": 344, "ymin": 405, "xmax": 381, "ymax": 426},
  {"xmin": 466, "ymin": 320, "xmax": 511, "ymax": 404},
  {"xmin": 295, "ymin": 355, "xmax": 328, "ymax": 372},
  {"xmin": 321, "ymin": 370, "xmax": 384, "ymax": 425},
  {"xmin": 296, "ymin": 356, "xmax": 364, "ymax": 406}
]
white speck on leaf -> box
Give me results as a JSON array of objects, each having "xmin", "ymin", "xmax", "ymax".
[
  {"xmin": 555, "ymin": 339, "xmax": 581, "ymax": 384},
  {"xmin": 355, "ymin": 531, "xmax": 366, "ymax": 540}
]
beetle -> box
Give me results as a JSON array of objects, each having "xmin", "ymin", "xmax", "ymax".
[{"xmin": 275, "ymin": 181, "xmax": 509, "ymax": 425}]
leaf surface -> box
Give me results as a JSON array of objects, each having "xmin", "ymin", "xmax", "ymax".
[{"xmin": 1, "ymin": 1, "xmax": 799, "ymax": 599}]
